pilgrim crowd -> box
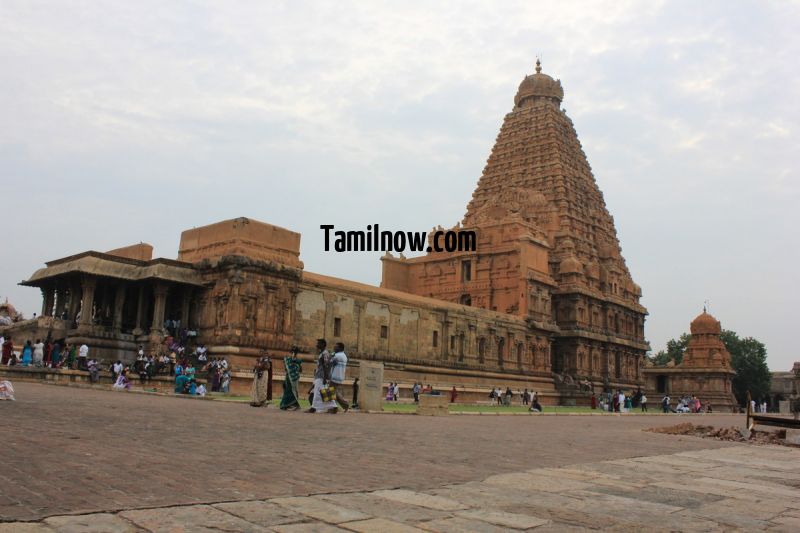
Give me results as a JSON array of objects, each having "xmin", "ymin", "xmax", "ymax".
[{"xmin": 0, "ymin": 332, "xmax": 742, "ymax": 415}]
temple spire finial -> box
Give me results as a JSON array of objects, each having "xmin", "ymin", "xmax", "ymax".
[{"xmin": 535, "ymin": 57, "xmax": 542, "ymax": 74}]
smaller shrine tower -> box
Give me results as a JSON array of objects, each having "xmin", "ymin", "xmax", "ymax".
[{"xmin": 644, "ymin": 309, "xmax": 738, "ymax": 412}]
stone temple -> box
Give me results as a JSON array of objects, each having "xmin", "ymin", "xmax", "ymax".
[
  {"xmin": 6, "ymin": 61, "xmax": 649, "ymax": 404},
  {"xmin": 644, "ymin": 310, "xmax": 737, "ymax": 411}
]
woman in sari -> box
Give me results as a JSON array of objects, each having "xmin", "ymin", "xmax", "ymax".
[
  {"xmin": 386, "ymin": 383, "xmax": 394, "ymax": 401},
  {"xmin": 250, "ymin": 356, "xmax": 271, "ymax": 407},
  {"xmin": 32, "ymin": 339, "xmax": 44, "ymax": 366},
  {"xmin": 1, "ymin": 338, "xmax": 13, "ymax": 365},
  {"xmin": 65, "ymin": 344, "xmax": 76, "ymax": 369},
  {"xmin": 280, "ymin": 347, "xmax": 303, "ymax": 410},
  {"xmin": 51, "ymin": 342, "xmax": 62, "ymax": 368},
  {"xmin": 175, "ymin": 373, "xmax": 190, "ymax": 393},
  {"xmin": 21, "ymin": 340, "xmax": 33, "ymax": 366}
]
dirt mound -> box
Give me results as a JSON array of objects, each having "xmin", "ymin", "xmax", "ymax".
[{"xmin": 646, "ymin": 423, "xmax": 787, "ymax": 445}]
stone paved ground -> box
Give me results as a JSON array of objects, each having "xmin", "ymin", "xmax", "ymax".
[{"xmin": 3, "ymin": 382, "xmax": 798, "ymax": 531}]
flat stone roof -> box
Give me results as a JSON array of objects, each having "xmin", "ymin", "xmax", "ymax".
[{"xmin": 20, "ymin": 251, "xmax": 204, "ymax": 287}]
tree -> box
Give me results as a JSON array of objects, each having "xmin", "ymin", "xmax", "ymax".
[
  {"xmin": 721, "ymin": 330, "xmax": 771, "ymax": 405},
  {"xmin": 651, "ymin": 333, "xmax": 690, "ymax": 365}
]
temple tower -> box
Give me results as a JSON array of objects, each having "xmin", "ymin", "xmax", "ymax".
[
  {"xmin": 382, "ymin": 60, "xmax": 648, "ymax": 388},
  {"xmin": 644, "ymin": 309, "xmax": 738, "ymax": 411}
]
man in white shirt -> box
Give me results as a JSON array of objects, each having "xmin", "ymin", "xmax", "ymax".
[
  {"xmin": 78, "ymin": 344, "xmax": 89, "ymax": 370},
  {"xmin": 330, "ymin": 342, "xmax": 349, "ymax": 412}
]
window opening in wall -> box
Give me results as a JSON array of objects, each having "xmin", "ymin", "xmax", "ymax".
[{"xmin": 462, "ymin": 260, "xmax": 472, "ymax": 282}]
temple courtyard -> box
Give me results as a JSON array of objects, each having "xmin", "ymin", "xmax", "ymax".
[{"xmin": 2, "ymin": 383, "xmax": 799, "ymax": 532}]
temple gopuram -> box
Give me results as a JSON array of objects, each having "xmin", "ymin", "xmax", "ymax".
[
  {"xmin": 6, "ymin": 61, "xmax": 650, "ymax": 404},
  {"xmin": 643, "ymin": 310, "xmax": 738, "ymax": 411}
]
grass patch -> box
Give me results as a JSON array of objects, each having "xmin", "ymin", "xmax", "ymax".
[{"xmin": 210, "ymin": 395, "xmax": 660, "ymax": 415}]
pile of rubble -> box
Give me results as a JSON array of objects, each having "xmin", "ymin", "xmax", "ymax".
[{"xmin": 647, "ymin": 422, "xmax": 788, "ymax": 445}]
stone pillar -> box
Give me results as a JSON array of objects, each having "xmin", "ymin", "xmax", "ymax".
[
  {"xmin": 354, "ymin": 299, "xmax": 366, "ymax": 355},
  {"xmin": 180, "ymin": 288, "xmax": 192, "ymax": 328},
  {"xmin": 442, "ymin": 315, "xmax": 451, "ymax": 361},
  {"xmin": 100, "ymin": 283, "xmax": 112, "ymax": 325},
  {"xmin": 55, "ymin": 287, "xmax": 67, "ymax": 318},
  {"xmin": 40, "ymin": 288, "xmax": 48, "ymax": 317},
  {"xmin": 284, "ymin": 288, "xmax": 299, "ymax": 337},
  {"xmin": 68, "ymin": 281, "xmax": 81, "ymax": 323},
  {"xmin": 323, "ymin": 293, "xmax": 336, "ymax": 340},
  {"xmin": 468, "ymin": 323, "xmax": 477, "ymax": 359},
  {"xmin": 133, "ymin": 285, "xmax": 146, "ymax": 335},
  {"xmin": 150, "ymin": 282, "xmax": 169, "ymax": 334},
  {"xmin": 41, "ymin": 287, "xmax": 55, "ymax": 317},
  {"xmin": 359, "ymin": 361, "xmax": 385, "ymax": 412},
  {"xmin": 387, "ymin": 305, "xmax": 401, "ymax": 358},
  {"xmin": 112, "ymin": 284, "xmax": 126, "ymax": 331},
  {"xmin": 78, "ymin": 276, "xmax": 97, "ymax": 327}
]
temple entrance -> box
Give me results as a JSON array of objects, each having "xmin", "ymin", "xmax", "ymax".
[
  {"xmin": 656, "ymin": 375, "xmax": 668, "ymax": 394},
  {"xmin": 552, "ymin": 347, "xmax": 563, "ymax": 373}
]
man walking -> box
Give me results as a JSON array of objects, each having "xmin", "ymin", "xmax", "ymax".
[
  {"xmin": 308, "ymin": 339, "xmax": 337, "ymax": 413},
  {"xmin": 329, "ymin": 342, "xmax": 349, "ymax": 412}
]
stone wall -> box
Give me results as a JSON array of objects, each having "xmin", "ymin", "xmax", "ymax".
[{"xmin": 296, "ymin": 272, "xmax": 555, "ymax": 378}]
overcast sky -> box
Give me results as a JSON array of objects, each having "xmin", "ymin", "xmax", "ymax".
[{"xmin": 2, "ymin": 1, "xmax": 797, "ymax": 370}]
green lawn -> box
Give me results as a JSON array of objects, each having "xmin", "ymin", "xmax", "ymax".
[
  {"xmin": 380, "ymin": 402, "xmax": 648, "ymax": 414},
  {"xmin": 210, "ymin": 395, "xmax": 662, "ymax": 415}
]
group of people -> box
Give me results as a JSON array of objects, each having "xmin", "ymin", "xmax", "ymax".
[
  {"xmin": 408, "ymin": 383, "xmax": 439, "ymax": 402},
  {"xmin": 6, "ymin": 333, "xmax": 732, "ymax": 417},
  {"xmin": 489, "ymin": 387, "xmax": 515, "ymax": 406},
  {"xmin": 247, "ymin": 339, "xmax": 353, "ymax": 414},
  {"xmin": 591, "ymin": 389, "xmax": 648, "ymax": 412},
  {"xmin": 385, "ymin": 382, "xmax": 401, "ymax": 401},
  {"xmin": 1, "ymin": 335, "xmax": 90, "ymax": 370},
  {"xmin": 307, "ymin": 339, "xmax": 349, "ymax": 413},
  {"xmin": 661, "ymin": 394, "xmax": 713, "ymax": 414},
  {"xmin": 202, "ymin": 357, "xmax": 232, "ymax": 393},
  {"xmin": 750, "ymin": 399, "xmax": 769, "ymax": 413}
]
